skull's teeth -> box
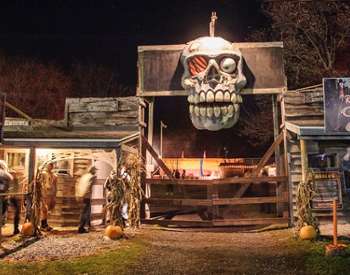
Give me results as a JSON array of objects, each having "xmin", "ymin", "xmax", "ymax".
[
  {"xmin": 215, "ymin": 91, "xmax": 224, "ymax": 102},
  {"xmin": 194, "ymin": 106, "xmax": 200, "ymax": 116},
  {"xmin": 188, "ymin": 95, "xmax": 193, "ymax": 103},
  {"xmin": 214, "ymin": 106, "xmax": 221, "ymax": 117},
  {"xmin": 194, "ymin": 94, "xmax": 200, "ymax": 104},
  {"xmin": 231, "ymin": 94, "xmax": 236, "ymax": 103},
  {"xmin": 224, "ymin": 92, "xmax": 231, "ymax": 102},
  {"xmin": 190, "ymin": 104, "xmax": 238, "ymax": 119},
  {"xmin": 207, "ymin": 107, "xmax": 214, "ymax": 118},
  {"xmin": 199, "ymin": 107, "xmax": 206, "ymax": 116},
  {"xmin": 199, "ymin": 92, "xmax": 206, "ymax": 103},
  {"xmin": 221, "ymin": 106, "xmax": 228, "ymax": 115},
  {"xmin": 206, "ymin": 91, "xmax": 215, "ymax": 103},
  {"xmin": 227, "ymin": 105, "xmax": 234, "ymax": 117}
]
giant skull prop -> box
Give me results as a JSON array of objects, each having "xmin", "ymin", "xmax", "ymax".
[{"xmin": 181, "ymin": 37, "xmax": 247, "ymax": 131}]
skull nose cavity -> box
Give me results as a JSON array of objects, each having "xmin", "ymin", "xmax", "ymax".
[{"xmin": 206, "ymin": 66, "xmax": 221, "ymax": 89}]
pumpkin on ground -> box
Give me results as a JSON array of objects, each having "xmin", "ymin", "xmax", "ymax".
[
  {"xmin": 299, "ymin": 225, "xmax": 317, "ymax": 240},
  {"xmin": 105, "ymin": 225, "xmax": 123, "ymax": 240},
  {"xmin": 21, "ymin": 222, "xmax": 34, "ymax": 236}
]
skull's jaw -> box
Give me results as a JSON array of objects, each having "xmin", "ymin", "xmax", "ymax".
[{"xmin": 189, "ymin": 102, "xmax": 240, "ymax": 131}]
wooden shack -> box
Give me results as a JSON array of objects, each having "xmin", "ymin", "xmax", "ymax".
[
  {"xmin": 1, "ymin": 96, "xmax": 139, "ymax": 227},
  {"xmin": 283, "ymin": 85, "xmax": 350, "ymax": 224}
]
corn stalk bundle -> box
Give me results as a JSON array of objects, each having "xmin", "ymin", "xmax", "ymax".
[
  {"xmin": 105, "ymin": 153, "xmax": 144, "ymax": 228},
  {"xmin": 123, "ymin": 153, "xmax": 144, "ymax": 228},
  {"xmin": 105, "ymin": 170, "xmax": 127, "ymax": 227},
  {"xmin": 27, "ymin": 166, "xmax": 47, "ymax": 236},
  {"xmin": 295, "ymin": 172, "xmax": 319, "ymax": 233}
]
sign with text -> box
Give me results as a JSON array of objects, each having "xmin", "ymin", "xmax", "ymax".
[
  {"xmin": 311, "ymin": 171, "xmax": 342, "ymax": 210},
  {"xmin": 324, "ymin": 77, "xmax": 350, "ymax": 132}
]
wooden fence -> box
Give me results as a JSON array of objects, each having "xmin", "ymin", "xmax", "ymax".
[{"xmin": 142, "ymin": 176, "xmax": 289, "ymax": 227}]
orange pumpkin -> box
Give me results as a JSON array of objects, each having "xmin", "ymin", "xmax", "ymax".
[
  {"xmin": 299, "ymin": 225, "xmax": 317, "ymax": 240},
  {"xmin": 105, "ymin": 225, "xmax": 123, "ymax": 240},
  {"xmin": 21, "ymin": 222, "xmax": 34, "ymax": 236}
]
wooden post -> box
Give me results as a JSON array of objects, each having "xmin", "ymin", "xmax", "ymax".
[
  {"xmin": 272, "ymin": 95, "xmax": 283, "ymax": 216},
  {"xmin": 139, "ymin": 99, "xmax": 148, "ymax": 219},
  {"xmin": 28, "ymin": 147, "xmax": 36, "ymax": 183},
  {"xmin": 333, "ymin": 199, "xmax": 337, "ymax": 246},
  {"xmin": 144, "ymin": 98, "xmax": 154, "ymax": 219},
  {"xmin": 300, "ymin": 139, "xmax": 309, "ymax": 183},
  {"xmin": 147, "ymin": 98, "xmax": 154, "ymax": 166}
]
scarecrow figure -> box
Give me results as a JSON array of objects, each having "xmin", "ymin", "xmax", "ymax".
[{"xmin": 39, "ymin": 162, "xmax": 57, "ymax": 231}]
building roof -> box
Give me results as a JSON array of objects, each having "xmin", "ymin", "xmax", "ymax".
[
  {"xmin": 285, "ymin": 121, "xmax": 350, "ymax": 140},
  {"xmin": 2, "ymin": 96, "xmax": 139, "ymax": 148}
]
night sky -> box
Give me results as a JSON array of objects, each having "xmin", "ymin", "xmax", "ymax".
[
  {"xmin": 0, "ymin": 1, "xmax": 269, "ymax": 157},
  {"xmin": 0, "ymin": 0, "xmax": 266, "ymax": 89}
]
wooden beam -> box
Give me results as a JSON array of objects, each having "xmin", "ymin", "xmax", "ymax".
[
  {"xmin": 234, "ymin": 132, "xmax": 284, "ymax": 198},
  {"xmin": 139, "ymin": 101, "xmax": 147, "ymax": 219},
  {"xmin": 212, "ymin": 218, "xmax": 289, "ymax": 226},
  {"xmin": 142, "ymin": 219, "xmax": 212, "ymax": 227},
  {"xmin": 141, "ymin": 135, "xmax": 173, "ymax": 178},
  {"xmin": 137, "ymin": 88, "xmax": 285, "ymax": 97},
  {"xmin": 145, "ymin": 198, "xmax": 211, "ymax": 206},
  {"xmin": 5, "ymin": 101, "xmax": 33, "ymax": 122},
  {"xmin": 145, "ymin": 176, "xmax": 288, "ymax": 186},
  {"xmin": 300, "ymin": 139, "xmax": 309, "ymax": 182},
  {"xmin": 145, "ymin": 194, "xmax": 288, "ymax": 207},
  {"xmin": 146, "ymin": 98, "xmax": 154, "ymax": 167},
  {"xmin": 212, "ymin": 194, "xmax": 288, "ymax": 206},
  {"xmin": 253, "ymin": 132, "xmax": 284, "ymax": 176},
  {"xmin": 142, "ymin": 217, "xmax": 289, "ymax": 227}
]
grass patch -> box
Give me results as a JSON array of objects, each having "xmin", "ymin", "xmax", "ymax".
[
  {"xmin": 288, "ymin": 238, "xmax": 350, "ymax": 275},
  {"xmin": 0, "ymin": 239, "xmax": 145, "ymax": 275}
]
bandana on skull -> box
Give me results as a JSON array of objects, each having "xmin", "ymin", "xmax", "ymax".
[{"xmin": 181, "ymin": 36, "xmax": 247, "ymax": 131}]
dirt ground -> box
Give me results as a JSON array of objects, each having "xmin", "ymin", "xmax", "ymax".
[
  {"xmin": 0, "ymin": 224, "xmax": 349, "ymax": 274},
  {"xmin": 127, "ymin": 227, "xmax": 306, "ymax": 275}
]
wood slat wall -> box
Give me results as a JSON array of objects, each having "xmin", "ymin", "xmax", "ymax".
[{"xmin": 66, "ymin": 97, "xmax": 138, "ymax": 128}]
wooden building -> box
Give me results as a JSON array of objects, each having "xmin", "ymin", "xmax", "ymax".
[
  {"xmin": 1, "ymin": 97, "xmax": 139, "ymax": 227},
  {"xmin": 283, "ymin": 85, "xmax": 350, "ymax": 224}
]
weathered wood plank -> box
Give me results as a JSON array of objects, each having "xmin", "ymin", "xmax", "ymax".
[
  {"xmin": 145, "ymin": 176, "xmax": 288, "ymax": 186},
  {"xmin": 212, "ymin": 218, "xmax": 289, "ymax": 226}
]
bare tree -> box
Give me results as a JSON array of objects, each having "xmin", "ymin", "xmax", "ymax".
[
  {"xmin": 259, "ymin": 0, "xmax": 350, "ymax": 88},
  {"xmin": 239, "ymin": 1, "xmax": 350, "ymax": 148},
  {"xmin": 0, "ymin": 56, "xmax": 72, "ymax": 119},
  {"xmin": 70, "ymin": 62, "xmax": 132, "ymax": 98}
]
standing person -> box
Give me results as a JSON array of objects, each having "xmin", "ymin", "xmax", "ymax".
[
  {"xmin": 76, "ymin": 166, "xmax": 97, "ymax": 233},
  {"xmin": 0, "ymin": 160, "xmax": 13, "ymax": 231},
  {"xmin": 40, "ymin": 162, "xmax": 57, "ymax": 231},
  {"xmin": 6, "ymin": 170, "xmax": 21, "ymax": 235}
]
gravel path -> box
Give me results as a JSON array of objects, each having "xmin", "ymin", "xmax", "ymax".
[{"xmin": 1, "ymin": 230, "xmax": 121, "ymax": 262}]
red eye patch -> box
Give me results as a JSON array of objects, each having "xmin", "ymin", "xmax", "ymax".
[{"xmin": 188, "ymin": 56, "xmax": 208, "ymax": 76}]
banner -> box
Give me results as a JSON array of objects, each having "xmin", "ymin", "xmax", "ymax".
[{"xmin": 324, "ymin": 77, "xmax": 350, "ymax": 132}]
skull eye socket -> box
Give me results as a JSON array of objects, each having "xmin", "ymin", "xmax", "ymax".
[
  {"xmin": 220, "ymin": 57, "xmax": 236, "ymax": 74},
  {"xmin": 188, "ymin": 56, "xmax": 208, "ymax": 76}
]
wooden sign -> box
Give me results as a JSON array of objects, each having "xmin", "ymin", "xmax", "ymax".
[
  {"xmin": 0, "ymin": 93, "xmax": 5, "ymax": 144},
  {"xmin": 311, "ymin": 171, "xmax": 342, "ymax": 210},
  {"xmin": 137, "ymin": 42, "xmax": 287, "ymax": 97}
]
